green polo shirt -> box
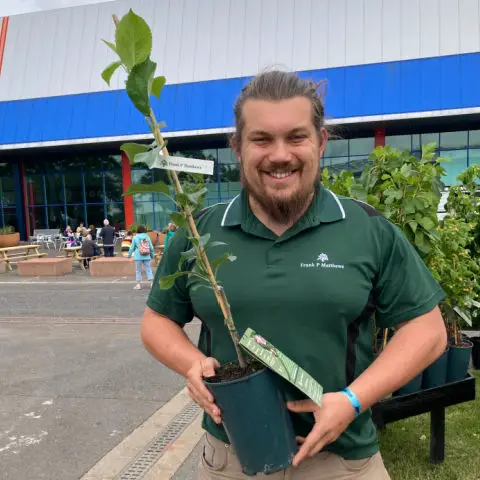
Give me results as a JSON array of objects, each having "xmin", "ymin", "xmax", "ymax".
[{"xmin": 147, "ymin": 185, "xmax": 445, "ymax": 460}]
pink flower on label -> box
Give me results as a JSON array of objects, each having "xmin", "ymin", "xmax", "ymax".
[{"xmin": 253, "ymin": 335, "xmax": 267, "ymax": 346}]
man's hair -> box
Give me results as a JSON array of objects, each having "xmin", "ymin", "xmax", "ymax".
[
  {"xmin": 103, "ymin": 219, "xmax": 109, "ymax": 226},
  {"xmin": 233, "ymin": 70, "xmax": 326, "ymax": 146},
  {"xmin": 137, "ymin": 224, "xmax": 147, "ymax": 233}
]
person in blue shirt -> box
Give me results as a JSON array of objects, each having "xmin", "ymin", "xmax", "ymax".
[
  {"xmin": 128, "ymin": 225, "xmax": 154, "ymax": 290},
  {"xmin": 163, "ymin": 223, "xmax": 178, "ymax": 252}
]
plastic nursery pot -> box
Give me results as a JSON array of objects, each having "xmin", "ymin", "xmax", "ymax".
[
  {"xmin": 394, "ymin": 372, "xmax": 423, "ymax": 396},
  {"xmin": 471, "ymin": 337, "xmax": 480, "ymax": 370},
  {"xmin": 423, "ymin": 348, "xmax": 449, "ymax": 389},
  {"xmin": 204, "ymin": 367, "xmax": 297, "ymax": 476},
  {"xmin": 447, "ymin": 340, "xmax": 473, "ymax": 383}
]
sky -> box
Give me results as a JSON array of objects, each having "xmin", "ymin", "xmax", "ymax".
[{"xmin": 0, "ymin": 0, "xmax": 118, "ymax": 17}]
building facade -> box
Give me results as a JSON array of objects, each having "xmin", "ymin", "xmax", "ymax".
[{"xmin": 1, "ymin": 0, "xmax": 480, "ymax": 239}]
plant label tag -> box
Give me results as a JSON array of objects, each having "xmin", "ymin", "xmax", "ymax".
[
  {"xmin": 240, "ymin": 328, "xmax": 323, "ymax": 406},
  {"xmin": 155, "ymin": 155, "xmax": 214, "ymax": 175}
]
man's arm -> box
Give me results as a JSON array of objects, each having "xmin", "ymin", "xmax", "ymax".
[
  {"xmin": 348, "ymin": 305, "xmax": 446, "ymax": 410},
  {"xmin": 140, "ymin": 307, "xmax": 222, "ymax": 423}
]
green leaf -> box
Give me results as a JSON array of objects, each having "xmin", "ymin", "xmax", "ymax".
[
  {"xmin": 170, "ymin": 212, "xmax": 186, "ymax": 229},
  {"xmin": 414, "ymin": 231, "xmax": 430, "ymax": 254},
  {"xmin": 115, "ymin": 9, "xmax": 152, "ymax": 70},
  {"xmin": 159, "ymin": 271, "xmax": 187, "ymax": 290},
  {"xmin": 175, "ymin": 193, "xmax": 191, "ymax": 208},
  {"xmin": 134, "ymin": 147, "xmax": 161, "ymax": 168},
  {"xmin": 179, "ymin": 247, "xmax": 196, "ymax": 270},
  {"xmin": 454, "ymin": 307, "xmax": 472, "ymax": 327},
  {"xmin": 186, "ymin": 187, "xmax": 208, "ymax": 205},
  {"xmin": 101, "ymin": 61, "xmax": 122, "ymax": 85},
  {"xmin": 120, "ymin": 142, "xmax": 150, "ymax": 163},
  {"xmin": 418, "ymin": 216, "xmax": 436, "ymax": 231},
  {"xmin": 207, "ymin": 241, "xmax": 227, "ymax": 249},
  {"xmin": 102, "ymin": 39, "xmax": 118, "ymax": 54},
  {"xmin": 126, "ymin": 58, "xmax": 156, "ymax": 116},
  {"xmin": 198, "ymin": 233, "xmax": 211, "ymax": 249},
  {"xmin": 125, "ymin": 181, "xmax": 171, "ymax": 197},
  {"xmin": 152, "ymin": 76, "xmax": 166, "ymax": 98},
  {"xmin": 190, "ymin": 282, "xmax": 213, "ymax": 292},
  {"xmin": 408, "ymin": 221, "xmax": 418, "ymax": 234}
]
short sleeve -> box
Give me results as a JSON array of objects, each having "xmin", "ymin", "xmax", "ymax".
[
  {"xmin": 146, "ymin": 231, "xmax": 194, "ymax": 326},
  {"xmin": 374, "ymin": 217, "xmax": 445, "ymax": 329}
]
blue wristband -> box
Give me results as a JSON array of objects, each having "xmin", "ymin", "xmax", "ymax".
[{"xmin": 341, "ymin": 388, "xmax": 361, "ymax": 417}]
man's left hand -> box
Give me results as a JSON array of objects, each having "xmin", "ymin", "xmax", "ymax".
[{"xmin": 287, "ymin": 392, "xmax": 357, "ymax": 467}]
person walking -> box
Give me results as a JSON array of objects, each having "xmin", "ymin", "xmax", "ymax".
[
  {"xmin": 99, "ymin": 219, "xmax": 115, "ymax": 257},
  {"xmin": 140, "ymin": 70, "xmax": 447, "ymax": 479},
  {"xmin": 128, "ymin": 225, "xmax": 154, "ymax": 290}
]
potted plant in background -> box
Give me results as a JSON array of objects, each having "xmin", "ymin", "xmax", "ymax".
[
  {"xmin": 0, "ymin": 226, "xmax": 20, "ymax": 248},
  {"xmin": 101, "ymin": 10, "xmax": 298, "ymax": 475}
]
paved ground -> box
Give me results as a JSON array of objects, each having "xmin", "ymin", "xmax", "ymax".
[{"xmin": 0, "ymin": 280, "xmax": 202, "ymax": 480}]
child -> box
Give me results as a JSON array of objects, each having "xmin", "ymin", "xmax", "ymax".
[{"xmin": 128, "ymin": 225, "xmax": 154, "ymax": 290}]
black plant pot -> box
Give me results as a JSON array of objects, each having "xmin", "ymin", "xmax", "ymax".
[
  {"xmin": 423, "ymin": 349, "xmax": 449, "ymax": 389},
  {"xmin": 472, "ymin": 337, "xmax": 480, "ymax": 370},
  {"xmin": 447, "ymin": 340, "xmax": 473, "ymax": 383},
  {"xmin": 204, "ymin": 368, "xmax": 297, "ymax": 476}
]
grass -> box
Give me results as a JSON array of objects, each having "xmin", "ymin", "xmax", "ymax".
[{"xmin": 379, "ymin": 371, "xmax": 480, "ymax": 480}]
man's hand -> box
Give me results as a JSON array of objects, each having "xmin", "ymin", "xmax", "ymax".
[
  {"xmin": 287, "ymin": 392, "xmax": 356, "ymax": 467},
  {"xmin": 186, "ymin": 357, "xmax": 222, "ymax": 424}
]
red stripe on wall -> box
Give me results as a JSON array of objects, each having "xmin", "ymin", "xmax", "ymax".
[
  {"xmin": 121, "ymin": 152, "xmax": 134, "ymax": 228},
  {"xmin": 0, "ymin": 17, "xmax": 9, "ymax": 75},
  {"xmin": 374, "ymin": 128, "xmax": 386, "ymax": 147}
]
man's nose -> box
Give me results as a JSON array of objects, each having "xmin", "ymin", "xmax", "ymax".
[{"xmin": 269, "ymin": 140, "xmax": 292, "ymax": 162}]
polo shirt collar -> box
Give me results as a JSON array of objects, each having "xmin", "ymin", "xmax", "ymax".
[{"xmin": 221, "ymin": 185, "xmax": 346, "ymax": 230}]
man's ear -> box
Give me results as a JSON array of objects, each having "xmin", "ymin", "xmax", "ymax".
[{"xmin": 318, "ymin": 128, "xmax": 329, "ymax": 158}]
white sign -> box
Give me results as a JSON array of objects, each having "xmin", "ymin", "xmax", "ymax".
[{"xmin": 153, "ymin": 155, "xmax": 214, "ymax": 175}]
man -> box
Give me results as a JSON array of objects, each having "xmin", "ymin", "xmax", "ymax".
[
  {"xmin": 99, "ymin": 219, "xmax": 115, "ymax": 257},
  {"xmin": 141, "ymin": 71, "xmax": 447, "ymax": 479}
]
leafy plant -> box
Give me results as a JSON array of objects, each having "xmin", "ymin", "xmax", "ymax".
[
  {"xmin": 102, "ymin": 10, "xmax": 246, "ymax": 367},
  {"xmin": 0, "ymin": 226, "xmax": 14, "ymax": 235}
]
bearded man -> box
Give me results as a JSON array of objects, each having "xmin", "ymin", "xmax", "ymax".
[{"xmin": 140, "ymin": 70, "xmax": 447, "ymax": 479}]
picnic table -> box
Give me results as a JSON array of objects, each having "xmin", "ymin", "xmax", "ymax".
[
  {"xmin": 61, "ymin": 246, "xmax": 87, "ymax": 271},
  {"xmin": 0, "ymin": 245, "xmax": 47, "ymax": 271}
]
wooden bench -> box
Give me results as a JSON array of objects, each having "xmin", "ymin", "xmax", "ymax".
[
  {"xmin": 372, "ymin": 373, "xmax": 476, "ymax": 464},
  {"xmin": 17, "ymin": 257, "xmax": 72, "ymax": 276},
  {"xmin": 0, "ymin": 245, "xmax": 47, "ymax": 271},
  {"xmin": 89, "ymin": 257, "xmax": 136, "ymax": 277}
]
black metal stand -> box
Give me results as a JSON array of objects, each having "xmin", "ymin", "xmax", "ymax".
[{"xmin": 372, "ymin": 373, "xmax": 476, "ymax": 464}]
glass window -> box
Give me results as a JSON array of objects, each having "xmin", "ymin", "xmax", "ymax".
[
  {"xmin": 28, "ymin": 207, "xmax": 46, "ymax": 234},
  {"xmin": 175, "ymin": 149, "xmax": 217, "ymax": 161},
  {"xmin": 412, "ymin": 134, "xmax": 421, "ymax": 151},
  {"xmin": 219, "ymin": 164, "xmax": 240, "ymax": 183},
  {"xmin": 134, "ymin": 201, "xmax": 155, "ymax": 231},
  {"xmin": 104, "ymin": 170, "xmax": 123, "ymax": 203},
  {"xmin": 3, "ymin": 210, "xmax": 18, "ymax": 232},
  {"xmin": 86, "ymin": 204, "xmax": 106, "ymax": 230},
  {"xmin": 24, "ymin": 160, "xmax": 44, "ymax": 175},
  {"xmin": 46, "ymin": 158, "xmax": 65, "ymax": 173},
  {"xmin": 469, "ymin": 130, "xmax": 480, "ymax": 148},
  {"xmin": 349, "ymin": 138, "xmax": 374, "ymax": 156},
  {"xmin": 469, "ymin": 149, "xmax": 480, "ymax": 166},
  {"xmin": 0, "ymin": 162, "xmax": 13, "ymax": 176},
  {"xmin": 66, "ymin": 205, "xmax": 86, "ymax": 230},
  {"xmin": 349, "ymin": 156, "xmax": 370, "ymax": 175},
  {"xmin": 329, "ymin": 157, "xmax": 349, "ymax": 174},
  {"xmin": 64, "ymin": 174, "xmax": 84, "ymax": 204},
  {"xmin": 103, "ymin": 155, "xmax": 122, "ymax": 170},
  {"xmin": 324, "ymin": 139, "xmax": 348, "ymax": 157},
  {"xmin": 47, "ymin": 206, "xmax": 66, "ymax": 231},
  {"xmin": 25, "ymin": 176, "xmax": 45, "ymax": 205},
  {"xmin": 421, "ymin": 133, "xmax": 439, "ymax": 148},
  {"xmin": 154, "ymin": 200, "xmax": 175, "ymax": 231},
  {"xmin": 386, "ymin": 135, "xmax": 411, "ymax": 150},
  {"xmin": 1, "ymin": 177, "xmax": 16, "ymax": 206},
  {"xmin": 45, "ymin": 174, "xmax": 64, "ymax": 204},
  {"xmin": 441, "ymin": 150, "xmax": 468, "ymax": 186},
  {"xmin": 218, "ymin": 148, "xmax": 238, "ymax": 163},
  {"xmin": 82, "ymin": 155, "xmax": 104, "ymax": 172},
  {"xmin": 131, "ymin": 170, "xmax": 153, "ymax": 203},
  {"xmin": 440, "ymin": 131, "xmax": 468, "ymax": 150},
  {"xmin": 106, "ymin": 203, "xmax": 125, "ymax": 230},
  {"xmin": 84, "ymin": 172, "xmax": 104, "ymax": 203}
]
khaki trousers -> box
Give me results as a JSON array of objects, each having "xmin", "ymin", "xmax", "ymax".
[{"xmin": 198, "ymin": 433, "xmax": 391, "ymax": 480}]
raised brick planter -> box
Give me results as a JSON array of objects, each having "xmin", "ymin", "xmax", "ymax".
[
  {"xmin": 0, "ymin": 262, "xmax": 6, "ymax": 273},
  {"xmin": 89, "ymin": 257, "xmax": 136, "ymax": 277},
  {"xmin": 17, "ymin": 257, "xmax": 72, "ymax": 276}
]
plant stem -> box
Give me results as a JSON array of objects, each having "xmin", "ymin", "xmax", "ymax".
[{"xmin": 148, "ymin": 108, "xmax": 247, "ymax": 368}]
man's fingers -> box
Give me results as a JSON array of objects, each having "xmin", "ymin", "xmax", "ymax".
[
  {"xmin": 296, "ymin": 436, "xmax": 305, "ymax": 445},
  {"xmin": 292, "ymin": 428, "xmax": 326, "ymax": 467},
  {"xmin": 287, "ymin": 399, "xmax": 317, "ymax": 413},
  {"xmin": 201, "ymin": 358, "xmax": 220, "ymax": 378}
]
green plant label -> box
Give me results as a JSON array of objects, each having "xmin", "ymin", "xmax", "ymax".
[
  {"xmin": 154, "ymin": 155, "xmax": 214, "ymax": 175},
  {"xmin": 240, "ymin": 328, "xmax": 323, "ymax": 406}
]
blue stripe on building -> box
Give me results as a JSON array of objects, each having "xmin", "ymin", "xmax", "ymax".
[{"xmin": 1, "ymin": 52, "xmax": 480, "ymax": 145}]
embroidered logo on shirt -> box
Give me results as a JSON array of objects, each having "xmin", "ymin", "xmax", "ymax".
[{"xmin": 301, "ymin": 253, "xmax": 344, "ymax": 270}]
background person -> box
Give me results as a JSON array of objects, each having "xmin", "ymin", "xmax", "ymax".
[{"xmin": 128, "ymin": 225, "xmax": 154, "ymax": 290}]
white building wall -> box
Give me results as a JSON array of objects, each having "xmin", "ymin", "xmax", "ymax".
[{"xmin": 1, "ymin": 0, "xmax": 479, "ymax": 102}]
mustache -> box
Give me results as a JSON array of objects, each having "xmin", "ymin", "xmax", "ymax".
[{"xmin": 260, "ymin": 162, "xmax": 302, "ymax": 173}]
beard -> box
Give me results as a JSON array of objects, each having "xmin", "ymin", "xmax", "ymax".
[{"xmin": 241, "ymin": 163, "xmax": 320, "ymax": 225}]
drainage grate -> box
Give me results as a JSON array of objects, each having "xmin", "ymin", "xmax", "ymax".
[{"xmin": 116, "ymin": 401, "xmax": 201, "ymax": 480}]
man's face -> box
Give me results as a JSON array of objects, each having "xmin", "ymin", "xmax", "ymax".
[{"xmin": 235, "ymin": 97, "xmax": 327, "ymax": 224}]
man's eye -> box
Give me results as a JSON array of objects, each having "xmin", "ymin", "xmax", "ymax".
[
  {"xmin": 290, "ymin": 135, "xmax": 307, "ymax": 142},
  {"xmin": 252, "ymin": 138, "xmax": 268, "ymax": 144}
]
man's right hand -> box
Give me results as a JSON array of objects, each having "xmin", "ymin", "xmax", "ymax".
[{"xmin": 186, "ymin": 357, "xmax": 222, "ymax": 424}]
